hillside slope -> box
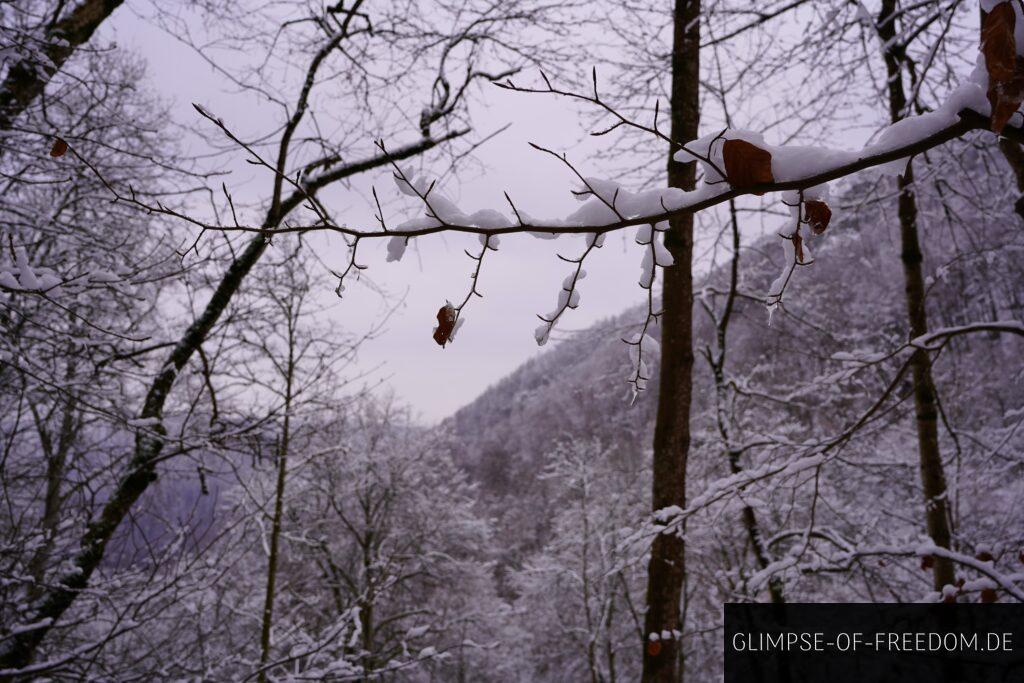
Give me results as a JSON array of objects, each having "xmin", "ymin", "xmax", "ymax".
[{"xmin": 442, "ymin": 162, "xmax": 1024, "ymax": 574}]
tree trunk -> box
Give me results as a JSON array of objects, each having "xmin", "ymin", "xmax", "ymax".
[
  {"xmin": 360, "ymin": 531, "xmax": 376, "ymax": 680},
  {"xmin": 997, "ymin": 137, "xmax": 1024, "ymax": 221},
  {"xmin": 0, "ymin": 0, "xmax": 125, "ymax": 133},
  {"xmin": 642, "ymin": 1, "xmax": 699, "ymax": 681},
  {"xmin": 26, "ymin": 383, "xmax": 78, "ymax": 600},
  {"xmin": 878, "ymin": 1, "xmax": 955, "ymax": 593},
  {"xmin": 0, "ymin": 234, "xmax": 271, "ymax": 678},
  {"xmin": 0, "ymin": 134, "xmax": 456, "ymax": 674},
  {"xmin": 258, "ymin": 335, "xmax": 296, "ymax": 680}
]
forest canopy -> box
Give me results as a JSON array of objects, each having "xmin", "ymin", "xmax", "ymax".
[{"xmin": 1, "ymin": 1, "xmax": 1023, "ymax": 681}]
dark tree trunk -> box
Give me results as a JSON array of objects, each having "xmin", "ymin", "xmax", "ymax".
[
  {"xmin": 0, "ymin": 134, "xmax": 458, "ymax": 675},
  {"xmin": 26, "ymin": 379, "xmax": 78, "ymax": 601},
  {"xmin": 0, "ymin": 234, "xmax": 271, "ymax": 678},
  {"xmin": 642, "ymin": 1, "xmax": 700, "ymax": 681},
  {"xmin": 0, "ymin": 0, "xmax": 125, "ymax": 132},
  {"xmin": 878, "ymin": 1, "xmax": 955, "ymax": 593},
  {"xmin": 997, "ymin": 137, "xmax": 1024, "ymax": 221},
  {"xmin": 258, "ymin": 335, "xmax": 296, "ymax": 681}
]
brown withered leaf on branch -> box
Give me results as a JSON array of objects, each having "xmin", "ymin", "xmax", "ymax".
[
  {"xmin": 804, "ymin": 200, "xmax": 832, "ymax": 235},
  {"xmin": 991, "ymin": 57, "xmax": 1024, "ymax": 133},
  {"xmin": 722, "ymin": 139, "xmax": 774, "ymax": 195},
  {"xmin": 982, "ymin": 2, "xmax": 1024, "ymax": 133},
  {"xmin": 433, "ymin": 302, "xmax": 457, "ymax": 347},
  {"xmin": 49, "ymin": 138, "xmax": 68, "ymax": 158},
  {"xmin": 983, "ymin": 3, "xmax": 1016, "ymax": 80}
]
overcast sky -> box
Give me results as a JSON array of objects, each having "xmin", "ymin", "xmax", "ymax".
[
  {"xmin": 101, "ymin": 4, "xmax": 679, "ymax": 423},
  {"xmin": 98, "ymin": 0, "xmax": 902, "ymax": 424}
]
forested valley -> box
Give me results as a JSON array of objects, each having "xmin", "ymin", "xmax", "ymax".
[{"xmin": 2, "ymin": 1, "xmax": 1023, "ymax": 680}]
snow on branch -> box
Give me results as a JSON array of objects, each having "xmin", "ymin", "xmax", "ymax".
[
  {"xmin": 81, "ymin": 49, "xmax": 1024, "ymax": 247},
  {"xmin": 68, "ymin": 1, "xmax": 1024, "ymax": 358},
  {"xmin": 103, "ymin": 105, "xmax": 1019, "ymax": 243},
  {"xmin": 744, "ymin": 542, "xmax": 1024, "ymax": 604},
  {"xmin": 910, "ymin": 320, "xmax": 1024, "ymax": 349}
]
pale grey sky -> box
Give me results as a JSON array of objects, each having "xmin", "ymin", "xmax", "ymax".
[
  {"xmin": 108, "ymin": 4, "xmax": 659, "ymax": 423},
  {"xmin": 102, "ymin": 0, "xmax": 898, "ymax": 424}
]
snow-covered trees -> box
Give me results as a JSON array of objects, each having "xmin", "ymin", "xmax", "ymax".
[
  {"xmin": 0, "ymin": 33, "xmax": 191, "ymax": 676},
  {"xmin": 0, "ymin": 0, "xmax": 128, "ymax": 133},
  {"xmin": 512, "ymin": 439, "xmax": 648, "ymax": 682},
  {"xmin": 2, "ymin": 0, "xmax": 575, "ymax": 673},
  {"xmin": 3, "ymin": 0, "xmax": 1024, "ymax": 680},
  {"xmin": 214, "ymin": 399, "xmax": 514, "ymax": 680}
]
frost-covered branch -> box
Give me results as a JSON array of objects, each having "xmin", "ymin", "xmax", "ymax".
[
  {"xmin": 84, "ymin": 108, "xmax": 1023, "ymax": 242},
  {"xmin": 745, "ymin": 542, "xmax": 1024, "ymax": 603}
]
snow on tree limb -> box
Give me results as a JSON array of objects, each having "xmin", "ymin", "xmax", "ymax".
[
  {"xmin": 64, "ymin": 1, "xmax": 1024, "ymax": 353},
  {"xmin": 83, "ymin": 106, "xmax": 1024, "ymax": 242}
]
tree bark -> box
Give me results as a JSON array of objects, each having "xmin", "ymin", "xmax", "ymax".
[
  {"xmin": 997, "ymin": 137, "xmax": 1024, "ymax": 221},
  {"xmin": 0, "ymin": 0, "xmax": 125, "ymax": 133},
  {"xmin": 26, "ymin": 376, "xmax": 78, "ymax": 601},
  {"xmin": 642, "ymin": 1, "xmax": 699, "ymax": 681},
  {"xmin": 258, "ymin": 325, "xmax": 296, "ymax": 680},
  {"xmin": 878, "ymin": 1, "xmax": 955, "ymax": 593}
]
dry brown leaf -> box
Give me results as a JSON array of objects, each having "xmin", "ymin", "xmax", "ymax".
[
  {"xmin": 990, "ymin": 59, "xmax": 1024, "ymax": 133},
  {"xmin": 722, "ymin": 138, "xmax": 774, "ymax": 195},
  {"xmin": 804, "ymin": 200, "xmax": 832, "ymax": 235},
  {"xmin": 50, "ymin": 138, "xmax": 68, "ymax": 158},
  {"xmin": 646, "ymin": 640, "xmax": 662, "ymax": 657},
  {"xmin": 432, "ymin": 303, "xmax": 457, "ymax": 347},
  {"xmin": 983, "ymin": 2, "xmax": 1024, "ymax": 132},
  {"xmin": 983, "ymin": 2, "xmax": 1016, "ymax": 80},
  {"xmin": 980, "ymin": 588, "xmax": 998, "ymax": 603}
]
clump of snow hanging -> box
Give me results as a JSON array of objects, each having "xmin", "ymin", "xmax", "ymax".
[
  {"xmin": 627, "ymin": 331, "xmax": 658, "ymax": 395},
  {"xmin": 386, "ymin": 236, "xmax": 409, "ymax": 262},
  {"xmin": 1, "ymin": 247, "xmax": 62, "ymax": 292},
  {"xmin": 534, "ymin": 322, "xmax": 551, "ymax": 346},
  {"xmin": 15, "ymin": 247, "xmax": 42, "ymax": 290},
  {"xmin": 479, "ymin": 233, "xmax": 500, "ymax": 251},
  {"xmin": 534, "ymin": 268, "xmax": 586, "ymax": 346},
  {"xmin": 393, "ymin": 166, "xmax": 515, "ymax": 233},
  {"xmin": 0, "ymin": 270, "xmax": 19, "ymax": 289},
  {"xmin": 449, "ymin": 316, "xmax": 465, "ymax": 343},
  {"xmin": 635, "ymin": 223, "xmax": 672, "ymax": 289}
]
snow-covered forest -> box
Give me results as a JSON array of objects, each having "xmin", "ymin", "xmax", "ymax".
[{"xmin": 2, "ymin": 0, "xmax": 1024, "ymax": 680}]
